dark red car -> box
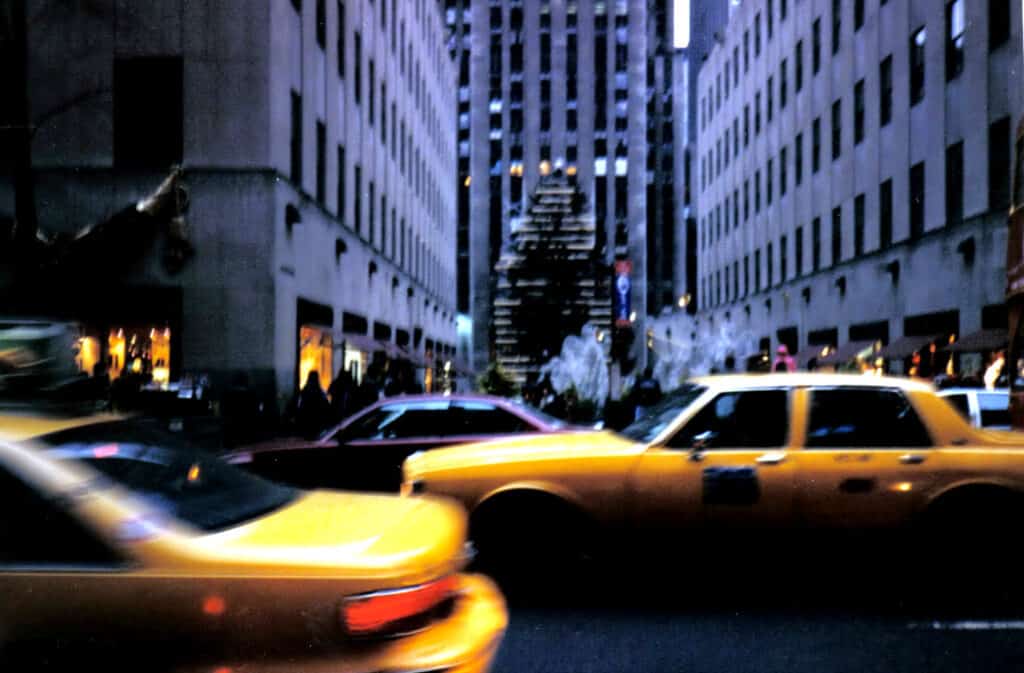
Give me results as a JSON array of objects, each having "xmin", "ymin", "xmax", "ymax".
[{"xmin": 224, "ymin": 393, "xmax": 569, "ymax": 491}]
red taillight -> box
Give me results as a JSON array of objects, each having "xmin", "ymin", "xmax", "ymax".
[{"xmin": 340, "ymin": 575, "xmax": 459, "ymax": 636}]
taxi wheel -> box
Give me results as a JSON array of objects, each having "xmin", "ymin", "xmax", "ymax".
[
  {"xmin": 919, "ymin": 487, "xmax": 1024, "ymax": 576},
  {"xmin": 470, "ymin": 492, "xmax": 598, "ymax": 584}
]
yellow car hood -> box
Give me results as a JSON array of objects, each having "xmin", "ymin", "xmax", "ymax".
[
  {"xmin": 187, "ymin": 490, "xmax": 468, "ymax": 583},
  {"xmin": 405, "ymin": 430, "xmax": 639, "ymax": 476}
]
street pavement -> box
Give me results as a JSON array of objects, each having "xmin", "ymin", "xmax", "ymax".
[{"xmin": 487, "ymin": 561, "xmax": 1024, "ymax": 673}]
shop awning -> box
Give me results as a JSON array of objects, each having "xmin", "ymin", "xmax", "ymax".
[
  {"xmin": 942, "ymin": 328, "xmax": 1007, "ymax": 353},
  {"xmin": 796, "ymin": 344, "xmax": 833, "ymax": 368},
  {"xmin": 876, "ymin": 334, "xmax": 942, "ymax": 360},
  {"xmin": 817, "ymin": 340, "xmax": 877, "ymax": 366}
]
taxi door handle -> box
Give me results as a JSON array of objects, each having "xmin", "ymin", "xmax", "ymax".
[
  {"xmin": 755, "ymin": 451, "xmax": 787, "ymax": 465},
  {"xmin": 899, "ymin": 454, "xmax": 926, "ymax": 465}
]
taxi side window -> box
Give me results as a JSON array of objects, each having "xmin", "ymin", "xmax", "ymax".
[
  {"xmin": 0, "ymin": 466, "xmax": 121, "ymax": 567},
  {"xmin": 944, "ymin": 393, "xmax": 971, "ymax": 421},
  {"xmin": 806, "ymin": 388, "xmax": 932, "ymax": 448},
  {"xmin": 667, "ymin": 390, "xmax": 788, "ymax": 449}
]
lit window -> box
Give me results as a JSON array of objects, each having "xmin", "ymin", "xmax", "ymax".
[
  {"xmin": 615, "ymin": 158, "xmax": 628, "ymax": 175},
  {"xmin": 540, "ymin": 160, "xmax": 551, "ymax": 175},
  {"xmin": 595, "ymin": 157, "xmax": 608, "ymax": 176}
]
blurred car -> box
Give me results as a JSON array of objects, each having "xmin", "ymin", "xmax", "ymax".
[
  {"xmin": 0, "ymin": 406, "xmax": 506, "ymax": 673},
  {"xmin": 402, "ymin": 374, "xmax": 1024, "ymax": 567},
  {"xmin": 938, "ymin": 387, "xmax": 1011, "ymax": 430},
  {"xmin": 226, "ymin": 394, "xmax": 570, "ymax": 491}
]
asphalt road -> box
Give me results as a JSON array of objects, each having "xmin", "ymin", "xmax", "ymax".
[{"xmin": 487, "ymin": 562, "xmax": 1024, "ymax": 673}]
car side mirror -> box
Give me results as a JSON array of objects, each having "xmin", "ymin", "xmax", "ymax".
[{"xmin": 690, "ymin": 430, "xmax": 717, "ymax": 455}]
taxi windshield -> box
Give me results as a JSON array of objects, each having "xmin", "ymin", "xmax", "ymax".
[
  {"xmin": 617, "ymin": 384, "xmax": 707, "ymax": 443},
  {"xmin": 34, "ymin": 419, "xmax": 297, "ymax": 532}
]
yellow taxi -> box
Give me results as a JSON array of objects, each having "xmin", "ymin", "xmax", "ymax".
[
  {"xmin": 0, "ymin": 406, "xmax": 506, "ymax": 672},
  {"xmin": 402, "ymin": 374, "xmax": 1024, "ymax": 565}
]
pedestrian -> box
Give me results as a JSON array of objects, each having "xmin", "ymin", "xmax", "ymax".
[
  {"xmin": 632, "ymin": 366, "xmax": 663, "ymax": 421},
  {"xmin": 724, "ymin": 354, "xmax": 737, "ymax": 373},
  {"xmin": 327, "ymin": 368, "xmax": 356, "ymax": 423},
  {"xmin": 221, "ymin": 372, "xmax": 262, "ymax": 447},
  {"xmin": 772, "ymin": 345, "xmax": 797, "ymax": 373},
  {"xmin": 286, "ymin": 370, "xmax": 332, "ymax": 439}
]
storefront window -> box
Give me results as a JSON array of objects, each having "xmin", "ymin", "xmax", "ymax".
[
  {"xmin": 74, "ymin": 336, "xmax": 100, "ymax": 376},
  {"xmin": 107, "ymin": 327, "xmax": 171, "ymax": 385},
  {"xmin": 299, "ymin": 325, "xmax": 333, "ymax": 391}
]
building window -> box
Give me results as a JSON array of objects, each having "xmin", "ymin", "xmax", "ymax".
[
  {"xmin": 744, "ymin": 180, "xmax": 750, "ymax": 221},
  {"xmin": 795, "ymin": 225, "xmax": 803, "ymax": 276},
  {"xmin": 368, "ymin": 59, "xmax": 375, "ymax": 122},
  {"xmin": 854, "ymin": 193, "xmax": 865, "ymax": 256},
  {"xmin": 338, "ymin": 1, "xmax": 345, "ymax": 77},
  {"xmin": 354, "ymin": 164, "xmax": 362, "ymax": 234},
  {"xmin": 812, "ymin": 117, "xmax": 821, "ymax": 173},
  {"xmin": 755, "ymin": 249, "xmax": 762, "ymax": 292},
  {"xmin": 767, "ymin": 76, "xmax": 774, "ymax": 124},
  {"xmin": 812, "ymin": 216, "xmax": 821, "ymax": 270},
  {"xmin": 354, "ymin": 32, "xmax": 362, "ymax": 104},
  {"xmin": 316, "ymin": 120, "xmax": 326, "ymax": 203},
  {"xmin": 946, "ymin": 0, "xmax": 965, "ymax": 81},
  {"xmin": 946, "ymin": 141, "xmax": 964, "ymax": 226},
  {"xmin": 831, "ymin": 206, "xmax": 842, "ymax": 265},
  {"xmin": 337, "ymin": 145, "xmax": 346, "ymax": 222},
  {"xmin": 795, "ymin": 133, "xmax": 803, "ymax": 185},
  {"xmin": 733, "ymin": 46, "xmax": 740, "ymax": 83},
  {"xmin": 910, "ymin": 161, "xmax": 926, "ymax": 239},
  {"xmin": 910, "ymin": 27, "xmax": 926, "ymax": 106},
  {"xmin": 780, "ymin": 146, "xmax": 788, "ymax": 196},
  {"xmin": 380, "ymin": 84, "xmax": 387, "ymax": 142},
  {"xmin": 744, "ymin": 105, "xmax": 750, "ymax": 146},
  {"xmin": 755, "ymin": 91, "xmax": 762, "ymax": 134},
  {"xmin": 812, "ymin": 18, "xmax": 821, "ymax": 74},
  {"xmin": 780, "ymin": 235, "xmax": 788, "ymax": 283},
  {"xmin": 854, "ymin": 79, "xmax": 865, "ymax": 144},
  {"xmin": 832, "ymin": 0, "xmax": 841, "ymax": 54},
  {"xmin": 767, "ymin": 242, "xmax": 774, "ymax": 287},
  {"xmin": 744, "ymin": 255, "xmax": 750, "ymax": 296},
  {"xmin": 316, "ymin": 0, "xmax": 326, "ymax": 47},
  {"xmin": 755, "ymin": 13, "xmax": 762, "ymax": 56},
  {"xmin": 991, "ymin": 0, "xmax": 1011, "ymax": 49},
  {"xmin": 368, "ymin": 180, "xmax": 375, "ymax": 244},
  {"xmin": 781, "ymin": 0, "xmax": 787, "ymax": 21},
  {"xmin": 831, "ymin": 99, "xmax": 842, "ymax": 160},
  {"xmin": 766, "ymin": 160, "xmax": 773, "ymax": 205},
  {"xmin": 990, "ymin": 116, "xmax": 1012, "ymax": 209},
  {"xmin": 795, "ymin": 40, "xmax": 803, "ymax": 92},
  {"xmin": 733, "ymin": 118, "xmax": 740, "ymax": 156},
  {"xmin": 855, "ymin": 0, "xmax": 865, "ymax": 30},
  {"xmin": 779, "ymin": 59, "xmax": 787, "ymax": 109},
  {"xmin": 757, "ymin": 168, "xmax": 764, "ymax": 211},
  {"xmin": 880, "ymin": 178, "xmax": 893, "ymax": 249},
  {"xmin": 880, "ymin": 55, "xmax": 892, "ymax": 126},
  {"xmin": 113, "ymin": 57, "xmax": 183, "ymax": 170},
  {"xmin": 767, "ymin": 0, "xmax": 774, "ymax": 39},
  {"xmin": 290, "ymin": 90, "xmax": 302, "ymax": 184},
  {"xmin": 744, "ymin": 30, "xmax": 750, "ymax": 72}
]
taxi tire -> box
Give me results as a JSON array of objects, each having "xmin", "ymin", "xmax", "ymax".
[
  {"xmin": 470, "ymin": 492, "xmax": 597, "ymax": 586},
  {"xmin": 919, "ymin": 486, "xmax": 1024, "ymax": 578}
]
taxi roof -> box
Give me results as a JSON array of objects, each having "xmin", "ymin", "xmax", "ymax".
[
  {"xmin": 690, "ymin": 372, "xmax": 936, "ymax": 393},
  {"xmin": 0, "ymin": 408, "xmax": 122, "ymax": 443}
]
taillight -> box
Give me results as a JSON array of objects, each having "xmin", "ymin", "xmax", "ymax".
[{"xmin": 340, "ymin": 575, "xmax": 459, "ymax": 637}]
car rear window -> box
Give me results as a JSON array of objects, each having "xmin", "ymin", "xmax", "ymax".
[{"xmin": 979, "ymin": 393, "xmax": 1010, "ymax": 428}]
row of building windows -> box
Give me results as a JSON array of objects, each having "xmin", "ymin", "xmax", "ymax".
[
  {"xmin": 289, "ymin": 89, "xmax": 450, "ymax": 297},
  {"xmin": 701, "ymin": 114, "xmax": 1011, "ymax": 255},
  {"xmin": 701, "ymin": 0, "xmax": 1012, "ymax": 134},
  {"xmin": 312, "ymin": 0, "xmax": 452, "ymax": 164},
  {"xmin": 699, "ymin": 116, "xmax": 1013, "ymax": 311}
]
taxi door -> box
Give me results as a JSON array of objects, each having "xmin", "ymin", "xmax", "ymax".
[
  {"xmin": 629, "ymin": 388, "xmax": 796, "ymax": 532},
  {"xmin": 790, "ymin": 386, "xmax": 936, "ymax": 529}
]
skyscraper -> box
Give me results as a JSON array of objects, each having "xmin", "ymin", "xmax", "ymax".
[{"xmin": 450, "ymin": 0, "xmax": 684, "ymax": 376}]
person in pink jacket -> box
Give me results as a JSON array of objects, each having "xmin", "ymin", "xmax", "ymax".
[{"xmin": 772, "ymin": 345, "xmax": 797, "ymax": 372}]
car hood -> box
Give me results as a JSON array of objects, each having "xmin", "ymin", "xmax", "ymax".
[
  {"xmin": 188, "ymin": 490, "xmax": 468, "ymax": 584},
  {"xmin": 225, "ymin": 437, "xmax": 326, "ymax": 462},
  {"xmin": 404, "ymin": 430, "xmax": 638, "ymax": 478}
]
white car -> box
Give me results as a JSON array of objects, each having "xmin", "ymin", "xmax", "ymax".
[{"xmin": 938, "ymin": 388, "xmax": 1011, "ymax": 430}]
